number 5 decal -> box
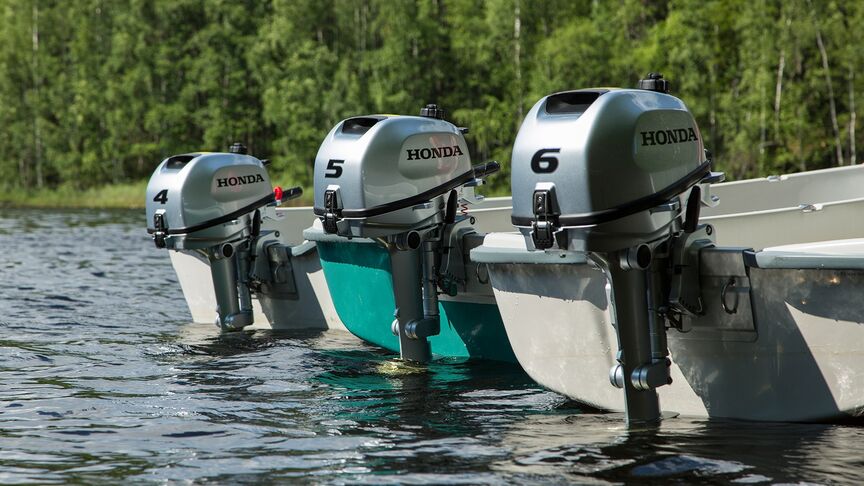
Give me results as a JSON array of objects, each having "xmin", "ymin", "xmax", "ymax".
[
  {"xmin": 530, "ymin": 148, "xmax": 560, "ymax": 173},
  {"xmin": 325, "ymin": 159, "xmax": 344, "ymax": 178}
]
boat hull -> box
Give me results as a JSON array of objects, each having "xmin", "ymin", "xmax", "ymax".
[
  {"xmin": 167, "ymin": 206, "xmax": 345, "ymax": 331},
  {"xmin": 316, "ymin": 240, "xmax": 517, "ymax": 362},
  {"xmin": 478, "ymin": 235, "xmax": 864, "ymax": 421},
  {"xmin": 169, "ymin": 246, "xmax": 345, "ymax": 331}
]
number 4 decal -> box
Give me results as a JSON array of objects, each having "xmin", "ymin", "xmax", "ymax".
[
  {"xmin": 153, "ymin": 189, "xmax": 168, "ymax": 204},
  {"xmin": 325, "ymin": 159, "xmax": 344, "ymax": 178}
]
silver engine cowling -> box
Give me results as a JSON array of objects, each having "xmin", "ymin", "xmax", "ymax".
[
  {"xmin": 511, "ymin": 82, "xmax": 717, "ymax": 253},
  {"xmin": 146, "ymin": 151, "xmax": 273, "ymax": 250},
  {"xmin": 146, "ymin": 146, "xmax": 302, "ymax": 331},
  {"xmin": 312, "ymin": 111, "xmax": 497, "ymax": 239},
  {"xmin": 511, "ymin": 74, "xmax": 724, "ymax": 424},
  {"xmin": 307, "ymin": 105, "xmax": 499, "ymax": 362}
]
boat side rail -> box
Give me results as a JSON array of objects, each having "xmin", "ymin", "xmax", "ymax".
[
  {"xmin": 705, "ymin": 165, "xmax": 864, "ymax": 216},
  {"xmin": 746, "ymin": 240, "xmax": 864, "ymax": 270},
  {"xmin": 703, "ymin": 195, "xmax": 864, "ymax": 221},
  {"xmin": 470, "ymin": 233, "xmax": 588, "ymax": 265},
  {"xmin": 303, "ymin": 224, "xmax": 376, "ymax": 245}
]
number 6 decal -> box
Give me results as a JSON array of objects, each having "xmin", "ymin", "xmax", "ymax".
[{"xmin": 530, "ymin": 148, "xmax": 560, "ymax": 173}]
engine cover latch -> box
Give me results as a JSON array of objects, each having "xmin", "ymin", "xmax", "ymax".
[
  {"xmin": 153, "ymin": 210, "xmax": 168, "ymax": 249},
  {"xmin": 323, "ymin": 188, "xmax": 342, "ymax": 234},
  {"xmin": 530, "ymin": 186, "xmax": 560, "ymax": 250}
]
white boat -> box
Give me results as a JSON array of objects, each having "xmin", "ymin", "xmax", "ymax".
[
  {"xmin": 167, "ymin": 206, "xmax": 344, "ymax": 331},
  {"xmin": 144, "ymin": 150, "xmax": 353, "ymax": 333},
  {"xmin": 475, "ymin": 234, "xmax": 864, "ymax": 421},
  {"xmin": 472, "ymin": 83, "xmax": 864, "ymax": 423}
]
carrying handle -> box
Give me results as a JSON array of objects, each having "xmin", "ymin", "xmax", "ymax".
[{"xmin": 472, "ymin": 161, "xmax": 500, "ymax": 179}]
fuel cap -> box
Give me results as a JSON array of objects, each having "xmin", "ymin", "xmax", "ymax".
[
  {"xmin": 419, "ymin": 103, "xmax": 445, "ymax": 120},
  {"xmin": 638, "ymin": 73, "xmax": 670, "ymax": 94},
  {"xmin": 229, "ymin": 142, "xmax": 248, "ymax": 154}
]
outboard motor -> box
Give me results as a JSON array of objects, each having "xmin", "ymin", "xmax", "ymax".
[
  {"xmin": 310, "ymin": 105, "xmax": 499, "ymax": 363},
  {"xmin": 510, "ymin": 74, "xmax": 723, "ymax": 423},
  {"xmin": 145, "ymin": 144, "xmax": 302, "ymax": 330}
]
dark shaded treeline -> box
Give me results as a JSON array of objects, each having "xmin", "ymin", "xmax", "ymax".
[{"xmin": 1, "ymin": 0, "xmax": 861, "ymax": 194}]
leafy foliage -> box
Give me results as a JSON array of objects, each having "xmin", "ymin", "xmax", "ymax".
[{"xmin": 0, "ymin": 0, "xmax": 861, "ymax": 196}]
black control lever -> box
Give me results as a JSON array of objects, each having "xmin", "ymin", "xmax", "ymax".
[
  {"xmin": 251, "ymin": 209, "xmax": 261, "ymax": 237},
  {"xmin": 472, "ymin": 161, "xmax": 500, "ymax": 179},
  {"xmin": 282, "ymin": 186, "xmax": 303, "ymax": 201},
  {"xmin": 683, "ymin": 185, "xmax": 701, "ymax": 233},
  {"xmin": 444, "ymin": 190, "xmax": 457, "ymax": 224}
]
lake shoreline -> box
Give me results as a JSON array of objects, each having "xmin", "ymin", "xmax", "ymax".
[
  {"xmin": 0, "ymin": 180, "xmax": 318, "ymax": 209},
  {"xmin": 1, "ymin": 181, "xmax": 508, "ymax": 209},
  {"xmin": 0, "ymin": 181, "xmax": 149, "ymax": 209}
]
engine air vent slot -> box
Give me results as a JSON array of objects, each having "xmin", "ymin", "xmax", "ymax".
[
  {"xmin": 341, "ymin": 116, "xmax": 385, "ymax": 135},
  {"xmin": 545, "ymin": 91, "xmax": 606, "ymax": 115},
  {"xmin": 165, "ymin": 154, "xmax": 198, "ymax": 169}
]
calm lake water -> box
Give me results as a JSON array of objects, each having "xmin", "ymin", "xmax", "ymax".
[{"xmin": 1, "ymin": 208, "xmax": 863, "ymax": 484}]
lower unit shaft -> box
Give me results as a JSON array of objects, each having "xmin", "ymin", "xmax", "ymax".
[
  {"xmin": 388, "ymin": 247, "xmax": 432, "ymax": 363},
  {"xmin": 608, "ymin": 256, "xmax": 661, "ymax": 424}
]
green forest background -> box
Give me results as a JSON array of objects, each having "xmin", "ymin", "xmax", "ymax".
[{"xmin": 1, "ymin": 0, "xmax": 861, "ymax": 207}]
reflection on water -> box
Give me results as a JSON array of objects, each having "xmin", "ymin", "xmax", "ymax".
[{"xmin": 1, "ymin": 209, "xmax": 862, "ymax": 484}]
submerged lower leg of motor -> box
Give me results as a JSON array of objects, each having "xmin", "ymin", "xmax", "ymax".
[
  {"xmin": 207, "ymin": 239, "xmax": 255, "ymax": 331},
  {"xmin": 387, "ymin": 232, "xmax": 443, "ymax": 363},
  {"xmin": 604, "ymin": 243, "xmax": 671, "ymax": 425},
  {"xmin": 603, "ymin": 198, "xmax": 717, "ymax": 424}
]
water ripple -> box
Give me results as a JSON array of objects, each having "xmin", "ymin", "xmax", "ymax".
[{"xmin": 1, "ymin": 209, "xmax": 862, "ymax": 484}]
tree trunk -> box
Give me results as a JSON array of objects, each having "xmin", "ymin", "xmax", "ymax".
[
  {"xmin": 760, "ymin": 83, "xmax": 766, "ymax": 164},
  {"xmin": 31, "ymin": 1, "xmax": 43, "ymax": 188},
  {"xmin": 774, "ymin": 49, "xmax": 785, "ymax": 139},
  {"xmin": 513, "ymin": 0, "xmax": 522, "ymax": 121},
  {"xmin": 849, "ymin": 65, "xmax": 856, "ymax": 165},
  {"xmin": 709, "ymin": 24, "xmax": 718, "ymax": 163},
  {"xmin": 815, "ymin": 29, "xmax": 844, "ymax": 165}
]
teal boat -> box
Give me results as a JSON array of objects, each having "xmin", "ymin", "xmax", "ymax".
[
  {"xmin": 303, "ymin": 106, "xmax": 516, "ymax": 363},
  {"xmin": 313, "ymin": 238, "xmax": 516, "ymax": 363}
]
